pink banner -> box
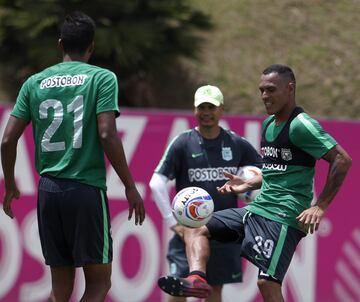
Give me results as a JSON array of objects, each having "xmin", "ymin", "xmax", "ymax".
[{"xmin": 0, "ymin": 106, "xmax": 359, "ymax": 302}]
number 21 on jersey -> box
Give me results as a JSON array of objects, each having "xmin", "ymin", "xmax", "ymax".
[{"xmin": 39, "ymin": 96, "xmax": 83, "ymax": 152}]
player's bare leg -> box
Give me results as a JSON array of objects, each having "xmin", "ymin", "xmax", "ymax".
[
  {"xmin": 50, "ymin": 266, "xmax": 75, "ymax": 302},
  {"xmin": 186, "ymin": 227, "xmax": 225, "ymax": 302},
  {"xmin": 80, "ymin": 263, "xmax": 112, "ymax": 302},
  {"xmin": 158, "ymin": 226, "xmax": 212, "ymax": 298},
  {"xmin": 257, "ymin": 279, "xmax": 284, "ymax": 302},
  {"xmin": 184, "ymin": 226, "xmax": 210, "ymax": 273}
]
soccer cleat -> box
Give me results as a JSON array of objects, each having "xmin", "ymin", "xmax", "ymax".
[{"xmin": 158, "ymin": 274, "xmax": 212, "ymax": 298}]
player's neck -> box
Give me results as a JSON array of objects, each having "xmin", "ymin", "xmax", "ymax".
[
  {"xmin": 274, "ymin": 103, "xmax": 296, "ymax": 125},
  {"xmin": 62, "ymin": 54, "xmax": 88, "ymax": 63},
  {"xmin": 196, "ymin": 125, "xmax": 221, "ymax": 139}
]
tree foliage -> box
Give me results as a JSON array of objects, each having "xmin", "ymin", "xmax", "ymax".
[{"xmin": 0, "ymin": 0, "xmax": 212, "ymax": 106}]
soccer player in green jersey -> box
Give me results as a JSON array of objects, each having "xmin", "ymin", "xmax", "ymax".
[
  {"xmin": 1, "ymin": 11, "xmax": 145, "ymax": 302},
  {"xmin": 157, "ymin": 64, "xmax": 351, "ymax": 301}
]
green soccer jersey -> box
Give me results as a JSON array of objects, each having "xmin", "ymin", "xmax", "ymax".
[
  {"xmin": 246, "ymin": 109, "xmax": 337, "ymax": 231},
  {"xmin": 11, "ymin": 61, "xmax": 120, "ymax": 190}
]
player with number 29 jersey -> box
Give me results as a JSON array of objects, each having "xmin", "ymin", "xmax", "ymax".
[{"xmin": 11, "ymin": 61, "xmax": 119, "ymax": 190}]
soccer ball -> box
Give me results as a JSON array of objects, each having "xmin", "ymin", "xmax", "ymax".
[
  {"xmin": 237, "ymin": 165, "xmax": 262, "ymax": 203},
  {"xmin": 172, "ymin": 187, "xmax": 214, "ymax": 228}
]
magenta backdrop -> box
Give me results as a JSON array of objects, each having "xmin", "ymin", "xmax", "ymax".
[{"xmin": 0, "ymin": 107, "xmax": 359, "ymax": 302}]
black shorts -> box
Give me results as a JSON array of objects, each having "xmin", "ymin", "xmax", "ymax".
[
  {"xmin": 37, "ymin": 175, "xmax": 113, "ymax": 267},
  {"xmin": 167, "ymin": 234, "xmax": 242, "ymax": 285},
  {"xmin": 206, "ymin": 208, "xmax": 305, "ymax": 283}
]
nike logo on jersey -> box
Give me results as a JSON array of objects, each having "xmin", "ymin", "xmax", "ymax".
[
  {"xmin": 232, "ymin": 272, "xmax": 242, "ymax": 279},
  {"xmin": 191, "ymin": 152, "xmax": 203, "ymax": 158}
]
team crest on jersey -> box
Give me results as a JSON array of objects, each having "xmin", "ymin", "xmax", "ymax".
[
  {"xmin": 222, "ymin": 147, "xmax": 233, "ymax": 161},
  {"xmin": 281, "ymin": 148, "xmax": 292, "ymax": 161}
]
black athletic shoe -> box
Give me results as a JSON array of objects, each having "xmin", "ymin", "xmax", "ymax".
[{"xmin": 158, "ymin": 275, "xmax": 212, "ymax": 298}]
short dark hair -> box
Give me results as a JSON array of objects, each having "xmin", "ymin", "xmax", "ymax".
[
  {"xmin": 262, "ymin": 64, "xmax": 296, "ymax": 84},
  {"xmin": 60, "ymin": 11, "xmax": 96, "ymax": 54}
]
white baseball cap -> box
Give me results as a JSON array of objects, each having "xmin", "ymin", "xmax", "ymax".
[{"xmin": 194, "ymin": 85, "xmax": 224, "ymax": 107}]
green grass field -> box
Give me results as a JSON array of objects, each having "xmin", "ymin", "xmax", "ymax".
[{"xmin": 185, "ymin": 0, "xmax": 360, "ymax": 119}]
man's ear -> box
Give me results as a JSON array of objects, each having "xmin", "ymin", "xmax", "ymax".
[{"xmin": 288, "ymin": 81, "xmax": 296, "ymax": 94}]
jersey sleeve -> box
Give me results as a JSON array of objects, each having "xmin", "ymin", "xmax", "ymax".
[
  {"xmin": 11, "ymin": 77, "xmax": 32, "ymax": 122},
  {"xmin": 154, "ymin": 134, "xmax": 183, "ymax": 180},
  {"xmin": 290, "ymin": 113, "xmax": 337, "ymax": 159},
  {"xmin": 96, "ymin": 71, "xmax": 120, "ymax": 116}
]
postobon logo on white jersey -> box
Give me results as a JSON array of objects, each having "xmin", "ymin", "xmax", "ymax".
[
  {"xmin": 40, "ymin": 74, "xmax": 88, "ymax": 89},
  {"xmin": 188, "ymin": 167, "xmax": 238, "ymax": 182}
]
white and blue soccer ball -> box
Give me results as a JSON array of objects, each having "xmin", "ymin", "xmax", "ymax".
[
  {"xmin": 172, "ymin": 187, "xmax": 214, "ymax": 228},
  {"xmin": 237, "ymin": 165, "xmax": 262, "ymax": 203}
]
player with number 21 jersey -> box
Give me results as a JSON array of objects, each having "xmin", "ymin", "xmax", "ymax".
[{"xmin": 12, "ymin": 61, "xmax": 119, "ymax": 190}]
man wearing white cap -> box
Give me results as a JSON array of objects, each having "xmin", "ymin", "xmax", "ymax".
[
  {"xmin": 194, "ymin": 85, "xmax": 224, "ymax": 107},
  {"xmin": 150, "ymin": 85, "xmax": 262, "ymax": 301}
]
